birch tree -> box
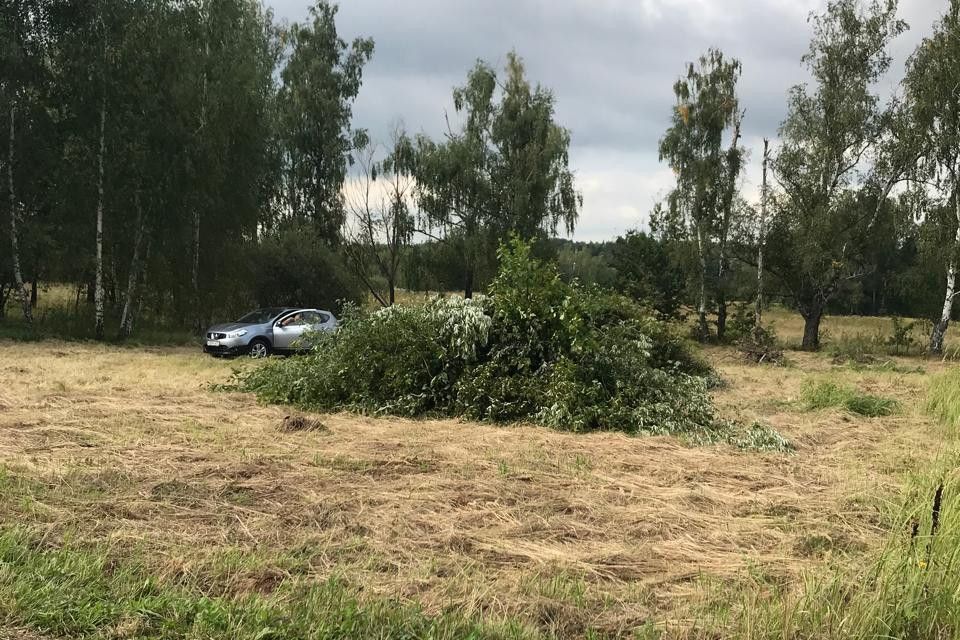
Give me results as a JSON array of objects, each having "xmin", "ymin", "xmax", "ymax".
[
  {"xmin": 0, "ymin": 0, "xmax": 46, "ymax": 325},
  {"xmin": 277, "ymin": 0, "xmax": 374, "ymax": 239},
  {"xmin": 756, "ymin": 138, "xmax": 770, "ymax": 328},
  {"xmin": 414, "ymin": 52, "xmax": 580, "ymax": 298},
  {"xmin": 657, "ymin": 48, "xmax": 744, "ymax": 342},
  {"xmin": 343, "ymin": 130, "xmax": 415, "ymax": 306},
  {"xmin": 903, "ymin": 0, "xmax": 960, "ymax": 355}
]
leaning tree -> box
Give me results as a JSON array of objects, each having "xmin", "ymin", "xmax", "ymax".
[{"xmin": 766, "ymin": 0, "xmax": 906, "ymax": 350}]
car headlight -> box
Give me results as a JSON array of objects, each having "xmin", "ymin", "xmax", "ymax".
[{"xmin": 226, "ymin": 329, "xmax": 248, "ymax": 338}]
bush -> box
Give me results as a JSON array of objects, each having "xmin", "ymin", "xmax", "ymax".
[
  {"xmin": 248, "ymin": 223, "xmax": 364, "ymax": 313},
  {"xmin": 239, "ymin": 296, "xmax": 491, "ymax": 416},
  {"xmin": 738, "ymin": 323, "xmax": 785, "ymax": 365},
  {"xmin": 236, "ymin": 239, "xmax": 788, "ymax": 448}
]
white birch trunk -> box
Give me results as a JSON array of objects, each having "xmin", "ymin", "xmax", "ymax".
[
  {"xmin": 94, "ymin": 96, "xmax": 106, "ymax": 340},
  {"xmin": 7, "ymin": 101, "xmax": 31, "ymax": 324},
  {"xmin": 756, "ymin": 138, "xmax": 769, "ymax": 328},
  {"xmin": 119, "ymin": 193, "xmax": 145, "ymax": 338},
  {"xmin": 930, "ymin": 193, "xmax": 960, "ymax": 355},
  {"xmin": 695, "ymin": 221, "xmax": 709, "ymax": 341}
]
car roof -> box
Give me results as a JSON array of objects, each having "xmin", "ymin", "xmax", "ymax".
[{"xmin": 276, "ymin": 308, "xmax": 334, "ymax": 315}]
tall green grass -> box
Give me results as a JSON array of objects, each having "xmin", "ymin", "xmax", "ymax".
[
  {"xmin": 0, "ymin": 304, "xmax": 196, "ymax": 345},
  {"xmin": 927, "ymin": 367, "xmax": 960, "ymax": 431},
  {"xmin": 0, "ymin": 527, "xmax": 545, "ymax": 640},
  {"xmin": 725, "ymin": 465, "xmax": 960, "ymax": 639},
  {"xmin": 801, "ymin": 379, "xmax": 899, "ymax": 417}
]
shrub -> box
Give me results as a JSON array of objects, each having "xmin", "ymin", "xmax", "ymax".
[
  {"xmin": 801, "ymin": 379, "xmax": 899, "ymax": 417},
  {"xmin": 885, "ymin": 316, "xmax": 917, "ymax": 355},
  {"xmin": 724, "ymin": 302, "xmax": 756, "ymax": 343},
  {"xmin": 239, "ymin": 295, "xmax": 491, "ymax": 416},
  {"xmin": 236, "ymin": 239, "xmax": 788, "ymax": 448},
  {"xmin": 738, "ymin": 323, "xmax": 785, "ymax": 365},
  {"xmin": 248, "ymin": 223, "xmax": 364, "ymax": 312}
]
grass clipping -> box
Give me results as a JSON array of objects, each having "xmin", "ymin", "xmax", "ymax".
[{"xmin": 235, "ymin": 239, "xmax": 789, "ymax": 451}]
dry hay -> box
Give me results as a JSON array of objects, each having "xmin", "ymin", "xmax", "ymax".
[{"xmin": 0, "ymin": 340, "xmax": 946, "ymax": 634}]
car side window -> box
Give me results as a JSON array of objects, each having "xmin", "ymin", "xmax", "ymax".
[
  {"xmin": 317, "ymin": 312, "xmax": 330, "ymax": 324},
  {"xmin": 279, "ymin": 313, "xmax": 304, "ymax": 327},
  {"xmin": 301, "ymin": 311, "xmax": 322, "ymax": 324}
]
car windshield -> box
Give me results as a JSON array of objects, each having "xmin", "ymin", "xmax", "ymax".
[{"xmin": 235, "ymin": 308, "xmax": 287, "ymax": 324}]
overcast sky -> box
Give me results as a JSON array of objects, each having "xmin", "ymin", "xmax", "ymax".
[{"xmin": 268, "ymin": 0, "xmax": 944, "ymax": 241}]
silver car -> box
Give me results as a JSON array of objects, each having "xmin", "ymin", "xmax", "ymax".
[{"xmin": 203, "ymin": 307, "xmax": 339, "ymax": 358}]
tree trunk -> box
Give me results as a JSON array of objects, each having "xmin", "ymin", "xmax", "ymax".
[
  {"xmin": 0, "ymin": 283, "xmax": 8, "ymax": 318},
  {"xmin": 389, "ymin": 279, "xmax": 396, "ymax": 306},
  {"xmin": 801, "ymin": 305, "xmax": 823, "ymax": 351},
  {"xmin": 930, "ymin": 193, "xmax": 960, "ymax": 356},
  {"xmin": 30, "ymin": 278, "xmax": 37, "ymax": 308},
  {"xmin": 94, "ymin": 96, "xmax": 106, "ymax": 341},
  {"xmin": 119, "ymin": 194, "xmax": 146, "ymax": 338},
  {"xmin": 756, "ymin": 138, "xmax": 769, "ymax": 328},
  {"xmin": 136, "ymin": 235, "xmax": 152, "ymax": 321},
  {"xmin": 716, "ymin": 295, "xmax": 727, "ymax": 342},
  {"xmin": 191, "ymin": 208, "xmax": 201, "ymax": 333},
  {"xmin": 464, "ymin": 265, "xmax": 474, "ymax": 299},
  {"xmin": 930, "ymin": 262, "xmax": 955, "ymax": 356},
  {"xmin": 7, "ymin": 101, "xmax": 32, "ymax": 325},
  {"xmin": 695, "ymin": 222, "xmax": 710, "ymax": 342}
]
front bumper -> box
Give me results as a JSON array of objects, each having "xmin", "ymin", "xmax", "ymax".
[{"xmin": 202, "ymin": 336, "xmax": 249, "ymax": 356}]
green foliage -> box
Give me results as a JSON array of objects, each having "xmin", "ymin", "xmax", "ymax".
[
  {"xmin": 724, "ymin": 303, "xmax": 757, "ymax": 343},
  {"xmin": 655, "ymin": 48, "xmax": 745, "ymax": 341},
  {"xmin": 903, "ymin": 1, "xmax": 960, "ymax": 354},
  {"xmin": 767, "ymin": 0, "xmax": 906, "ymax": 350},
  {"xmin": 238, "ymin": 238, "xmax": 785, "ymax": 448},
  {"xmin": 0, "ymin": 527, "xmax": 541, "ymax": 640},
  {"xmin": 719, "ymin": 421, "xmax": 793, "ymax": 453},
  {"xmin": 555, "ymin": 244, "xmax": 616, "ymax": 288},
  {"xmin": 411, "ymin": 52, "xmax": 581, "ymax": 297},
  {"xmin": 277, "ymin": 1, "xmax": 374, "ymax": 239},
  {"xmin": 826, "ymin": 317, "xmax": 924, "ymax": 362},
  {"xmin": 801, "ymin": 379, "xmax": 899, "ymax": 417},
  {"xmin": 239, "ymin": 295, "xmax": 492, "ymax": 416},
  {"xmin": 247, "ymin": 223, "xmax": 364, "ymax": 312},
  {"xmin": 886, "ymin": 316, "xmax": 918, "ymax": 354},
  {"xmin": 738, "ymin": 322, "xmax": 785, "ymax": 365},
  {"xmin": 610, "ymin": 230, "xmax": 687, "ymax": 321}
]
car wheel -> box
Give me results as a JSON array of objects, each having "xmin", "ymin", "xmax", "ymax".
[{"xmin": 248, "ymin": 339, "xmax": 270, "ymax": 359}]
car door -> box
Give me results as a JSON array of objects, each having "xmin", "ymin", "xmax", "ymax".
[
  {"xmin": 313, "ymin": 311, "xmax": 334, "ymax": 331},
  {"xmin": 295, "ymin": 311, "xmax": 326, "ymax": 349},
  {"xmin": 272, "ymin": 312, "xmax": 307, "ymax": 350}
]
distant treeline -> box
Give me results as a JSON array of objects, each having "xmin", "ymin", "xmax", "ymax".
[{"xmin": 3, "ymin": 0, "xmax": 960, "ymax": 354}]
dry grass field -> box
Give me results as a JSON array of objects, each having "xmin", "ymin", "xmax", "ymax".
[{"xmin": 0, "ymin": 337, "xmax": 953, "ymax": 638}]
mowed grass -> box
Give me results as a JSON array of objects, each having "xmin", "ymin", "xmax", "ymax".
[{"xmin": 0, "ymin": 339, "xmax": 954, "ymax": 638}]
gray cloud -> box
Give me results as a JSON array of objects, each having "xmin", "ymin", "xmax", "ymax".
[{"xmin": 268, "ymin": 0, "xmax": 944, "ymax": 241}]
